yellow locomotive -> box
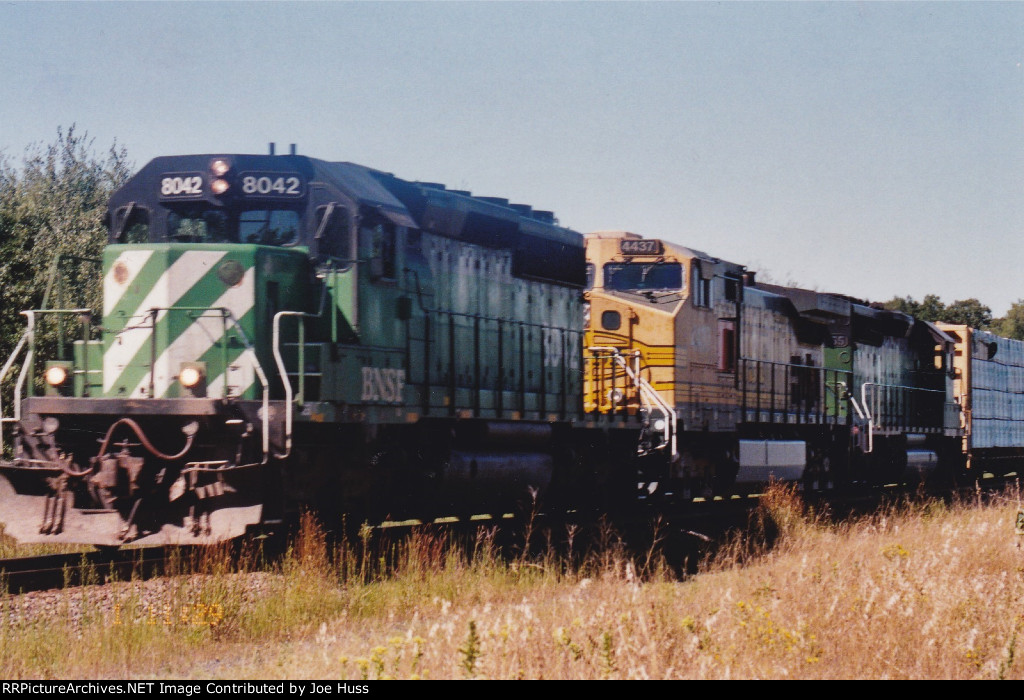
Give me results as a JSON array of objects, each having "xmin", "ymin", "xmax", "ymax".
[{"xmin": 584, "ymin": 231, "xmax": 961, "ymax": 496}]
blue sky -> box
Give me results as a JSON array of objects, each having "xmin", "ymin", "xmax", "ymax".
[{"xmin": 2, "ymin": 1, "xmax": 1022, "ymax": 314}]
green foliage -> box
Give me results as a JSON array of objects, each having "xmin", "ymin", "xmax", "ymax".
[
  {"xmin": 883, "ymin": 294, "xmax": 947, "ymax": 322},
  {"xmin": 991, "ymin": 300, "xmax": 1024, "ymax": 341},
  {"xmin": 882, "ymin": 294, "xmax": 993, "ymax": 330},
  {"xmin": 459, "ymin": 619, "xmax": 482, "ymax": 677},
  {"xmin": 0, "ymin": 126, "xmax": 131, "ymax": 363},
  {"xmin": 918, "ymin": 294, "xmax": 947, "ymax": 322},
  {"xmin": 944, "ymin": 298, "xmax": 993, "ymax": 329}
]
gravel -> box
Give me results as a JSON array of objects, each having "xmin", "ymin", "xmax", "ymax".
[{"xmin": 0, "ymin": 572, "xmax": 278, "ymax": 631}]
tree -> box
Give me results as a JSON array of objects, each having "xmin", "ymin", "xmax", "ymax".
[
  {"xmin": 943, "ymin": 298, "xmax": 993, "ymax": 329},
  {"xmin": 882, "ymin": 295, "xmax": 922, "ymax": 317},
  {"xmin": 918, "ymin": 294, "xmax": 947, "ymax": 323},
  {"xmin": 0, "ymin": 126, "xmax": 131, "ymax": 363},
  {"xmin": 882, "ymin": 294, "xmax": 995, "ymax": 329},
  {"xmin": 992, "ymin": 300, "xmax": 1024, "ymax": 340},
  {"xmin": 882, "ymin": 293, "xmax": 947, "ymax": 322}
]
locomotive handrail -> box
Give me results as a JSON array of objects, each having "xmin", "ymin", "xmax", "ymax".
[
  {"xmin": 272, "ymin": 310, "xmax": 312, "ymax": 460},
  {"xmin": 0, "ymin": 329, "xmax": 31, "ymax": 456},
  {"xmin": 271, "ymin": 283, "xmax": 334, "ymax": 459},
  {"xmin": 1, "ymin": 307, "xmax": 98, "ymax": 456},
  {"xmin": 859, "ymin": 381, "xmax": 951, "ymax": 454},
  {"xmin": 589, "ymin": 346, "xmax": 677, "ymax": 460},
  {"xmin": 847, "ymin": 386, "xmax": 868, "ymax": 421},
  {"xmin": 8, "ymin": 310, "xmax": 92, "ymax": 429},
  {"xmin": 39, "ymin": 255, "xmax": 102, "ymax": 313},
  {"xmin": 738, "ymin": 357, "xmax": 852, "ymax": 426}
]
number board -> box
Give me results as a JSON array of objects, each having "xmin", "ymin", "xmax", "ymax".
[
  {"xmin": 619, "ymin": 239, "xmax": 662, "ymax": 256},
  {"xmin": 159, "ymin": 173, "xmax": 205, "ymax": 199},
  {"xmin": 238, "ymin": 172, "xmax": 305, "ymax": 198}
]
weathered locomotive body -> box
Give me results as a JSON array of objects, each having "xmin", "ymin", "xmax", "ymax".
[
  {"xmin": 3, "ymin": 157, "xmax": 1022, "ymax": 547},
  {"xmin": 0, "ymin": 153, "xmax": 629, "ymax": 545},
  {"xmin": 583, "ymin": 231, "xmax": 963, "ymax": 496}
]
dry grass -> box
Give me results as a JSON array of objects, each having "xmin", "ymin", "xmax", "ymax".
[
  {"xmin": 3, "ymin": 486, "xmax": 1024, "ymax": 679},
  {"xmin": 0, "ymin": 528, "xmax": 94, "ymax": 559}
]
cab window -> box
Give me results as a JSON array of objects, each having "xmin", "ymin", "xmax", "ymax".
[
  {"xmin": 693, "ymin": 261, "xmax": 712, "ymax": 307},
  {"xmin": 168, "ymin": 209, "xmax": 231, "ymax": 243},
  {"xmin": 603, "ymin": 262, "xmax": 683, "ymax": 291},
  {"xmin": 363, "ymin": 219, "xmax": 397, "ymax": 281},
  {"xmin": 112, "ymin": 204, "xmax": 151, "ymax": 243},
  {"xmin": 316, "ymin": 204, "xmax": 351, "ymax": 263},
  {"xmin": 240, "ymin": 209, "xmax": 300, "ymax": 246}
]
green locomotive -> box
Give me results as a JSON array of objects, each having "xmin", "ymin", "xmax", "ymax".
[{"xmin": 0, "ymin": 151, "xmax": 634, "ymax": 545}]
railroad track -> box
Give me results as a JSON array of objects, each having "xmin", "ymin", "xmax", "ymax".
[
  {"xmin": 0, "ymin": 546, "xmax": 195, "ymax": 594},
  {"xmin": 2, "ymin": 471, "xmax": 1015, "ymax": 594}
]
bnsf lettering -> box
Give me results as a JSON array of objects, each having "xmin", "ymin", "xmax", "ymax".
[{"xmin": 361, "ymin": 367, "xmax": 406, "ymax": 404}]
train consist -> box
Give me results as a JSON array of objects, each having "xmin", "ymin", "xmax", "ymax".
[{"xmin": 1, "ymin": 151, "xmax": 1023, "ymax": 545}]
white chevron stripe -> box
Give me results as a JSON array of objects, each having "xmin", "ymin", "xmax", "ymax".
[
  {"xmin": 133, "ymin": 266, "xmax": 255, "ymax": 398},
  {"xmin": 104, "ymin": 251, "xmax": 227, "ymax": 394},
  {"xmin": 207, "ymin": 347, "xmax": 259, "ymax": 400},
  {"xmin": 103, "ymin": 250, "xmax": 154, "ymax": 317}
]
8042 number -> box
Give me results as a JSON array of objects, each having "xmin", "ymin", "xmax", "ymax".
[
  {"xmin": 160, "ymin": 175, "xmax": 203, "ymax": 196},
  {"xmin": 241, "ymin": 175, "xmax": 302, "ymax": 196}
]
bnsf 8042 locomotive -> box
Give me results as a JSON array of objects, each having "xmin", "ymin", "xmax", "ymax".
[{"xmin": 0, "ymin": 152, "xmax": 638, "ymax": 545}]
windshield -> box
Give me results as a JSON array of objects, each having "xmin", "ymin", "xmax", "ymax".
[
  {"xmin": 166, "ymin": 206, "xmax": 301, "ymax": 246},
  {"xmin": 168, "ymin": 209, "xmax": 231, "ymax": 242},
  {"xmin": 240, "ymin": 209, "xmax": 300, "ymax": 245},
  {"xmin": 603, "ymin": 262, "xmax": 683, "ymax": 291}
]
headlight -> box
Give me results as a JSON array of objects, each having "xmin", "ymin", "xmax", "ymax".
[
  {"xmin": 210, "ymin": 159, "xmax": 231, "ymax": 177},
  {"xmin": 179, "ymin": 366, "xmax": 204, "ymax": 388},
  {"xmin": 211, "ymin": 178, "xmax": 230, "ymax": 195},
  {"xmin": 45, "ymin": 365, "xmax": 68, "ymax": 386},
  {"xmin": 653, "ymin": 419, "xmax": 666, "ymax": 433}
]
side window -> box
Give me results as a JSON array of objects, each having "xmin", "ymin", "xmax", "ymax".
[
  {"xmin": 724, "ymin": 275, "xmax": 739, "ymax": 302},
  {"xmin": 585, "ymin": 263, "xmax": 595, "ymax": 290},
  {"xmin": 363, "ymin": 219, "xmax": 397, "ymax": 281},
  {"xmin": 601, "ymin": 310, "xmax": 622, "ymax": 331},
  {"xmin": 113, "ymin": 203, "xmax": 151, "ymax": 243},
  {"xmin": 693, "ymin": 262, "xmax": 712, "ymax": 308},
  {"xmin": 315, "ymin": 204, "xmax": 351, "ymax": 263}
]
